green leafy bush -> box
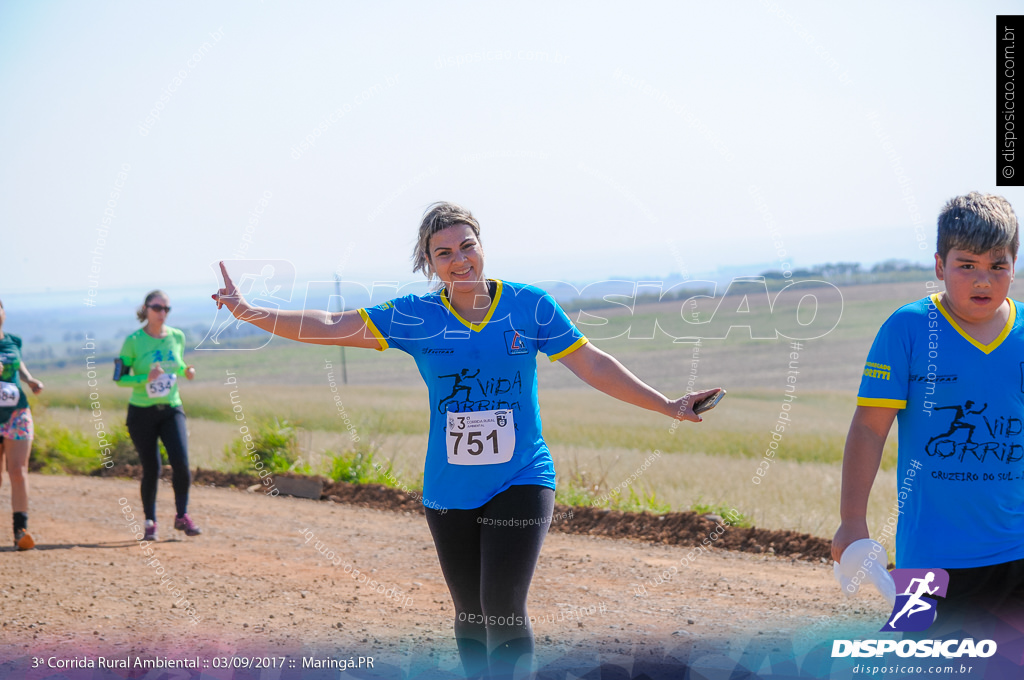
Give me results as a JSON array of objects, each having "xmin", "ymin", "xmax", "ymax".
[
  {"xmin": 226, "ymin": 417, "xmax": 299, "ymax": 474},
  {"xmin": 30, "ymin": 424, "xmax": 94, "ymax": 474},
  {"xmin": 327, "ymin": 441, "xmax": 392, "ymax": 485},
  {"xmin": 556, "ymin": 458, "xmax": 672, "ymax": 513},
  {"xmin": 31, "ymin": 422, "xmax": 137, "ymax": 473},
  {"xmin": 616, "ymin": 487, "xmax": 672, "ymax": 514}
]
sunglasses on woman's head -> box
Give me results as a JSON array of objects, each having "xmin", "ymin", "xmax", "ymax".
[{"xmin": 148, "ymin": 305, "xmax": 171, "ymax": 313}]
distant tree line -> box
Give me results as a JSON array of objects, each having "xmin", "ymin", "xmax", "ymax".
[{"xmin": 761, "ymin": 259, "xmax": 931, "ymax": 280}]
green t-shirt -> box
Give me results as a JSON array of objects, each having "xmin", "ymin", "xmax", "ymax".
[
  {"xmin": 116, "ymin": 326, "xmax": 189, "ymax": 407},
  {"xmin": 0, "ymin": 333, "xmax": 29, "ymax": 424}
]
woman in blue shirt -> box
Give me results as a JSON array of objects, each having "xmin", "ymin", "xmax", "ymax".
[{"xmin": 213, "ymin": 202, "xmax": 721, "ymax": 678}]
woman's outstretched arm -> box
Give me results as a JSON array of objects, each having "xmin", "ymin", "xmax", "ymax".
[
  {"xmin": 17, "ymin": 362, "xmax": 44, "ymax": 394},
  {"xmin": 557, "ymin": 342, "xmax": 720, "ymax": 423},
  {"xmin": 212, "ymin": 261, "xmax": 382, "ymax": 349}
]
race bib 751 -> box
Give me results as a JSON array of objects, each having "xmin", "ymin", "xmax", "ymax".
[{"xmin": 446, "ymin": 409, "xmax": 515, "ymax": 466}]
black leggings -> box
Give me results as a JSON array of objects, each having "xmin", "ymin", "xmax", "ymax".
[
  {"xmin": 126, "ymin": 404, "xmax": 191, "ymax": 521},
  {"xmin": 931, "ymin": 557, "xmax": 1024, "ymax": 633},
  {"xmin": 425, "ymin": 484, "xmax": 555, "ymax": 680}
]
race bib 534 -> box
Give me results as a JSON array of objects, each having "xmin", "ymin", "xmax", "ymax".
[{"xmin": 146, "ymin": 373, "xmax": 177, "ymax": 399}]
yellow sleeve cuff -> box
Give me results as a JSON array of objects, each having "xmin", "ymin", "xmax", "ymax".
[
  {"xmin": 548, "ymin": 336, "xmax": 589, "ymax": 362},
  {"xmin": 358, "ymin": 308, "xmax": 389, "ymax": 351},
  {"xmin": 856, "ymin": 397, "xmax": 906, "ymax": 409}
]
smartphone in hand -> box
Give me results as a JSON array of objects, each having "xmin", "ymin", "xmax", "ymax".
[{"xmin": 693, "ymin": 389, "xmax": 726, "ymax": 415}]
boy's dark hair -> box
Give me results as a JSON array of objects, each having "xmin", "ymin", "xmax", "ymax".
[{"xmin": 937, "ymin": 192, "xmax": 1019, "ymax": 262}]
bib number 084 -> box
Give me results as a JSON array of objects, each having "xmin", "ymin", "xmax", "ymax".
[{"xmin": 446, "ymin": 409, "xmax": 515, "ymax": 466}]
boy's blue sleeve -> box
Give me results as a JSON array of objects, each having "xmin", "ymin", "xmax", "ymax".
[{"xmin": 856, "ymin": 313, "xmax": 910, "ymax": 409}]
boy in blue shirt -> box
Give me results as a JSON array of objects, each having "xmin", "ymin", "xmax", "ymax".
[{"xmin": 833, "ymin": 192, "xmax": 1024, "ymax": 623}]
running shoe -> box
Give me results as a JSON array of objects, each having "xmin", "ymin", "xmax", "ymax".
[
  {"xmin": 14, "ymin": 528, "xmax": 35, "ymax": 551},
  {"xmin": 144, "ymin": 520, "xmax": 158, "ymax": 542},
  {"xmin": 174, "ymin": 514, "xmax": 202, "ymax": 537}
]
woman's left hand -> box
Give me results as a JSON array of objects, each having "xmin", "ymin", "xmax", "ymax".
[
  {"xmin": 185, "ymin": 366, "xmax": 196, "ymax": 381},
  {"xmin": 667, "ymin": 387, "xmax": 722, "ymax": 423},
  {"xmin": 27, "ymin": 378, "xmax": 44, "ymax": 395}
]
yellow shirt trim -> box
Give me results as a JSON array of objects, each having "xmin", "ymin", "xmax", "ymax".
[
  {"xmin": 857, "ymin": 397, "xmax": 907, "ymax": 409},
  {"xmin": 548, "ymin": 336, "xmax": 589, "ymax": 362},
  {"xmin": 931, "ymin": 292, "xmax": 1016, "ymax": 355},
  {"xmin": 357, "ymin": 308, "xmax": 389, "ymax": 351},
  {"xmin": 441, "ymin": 279, "xmax": 503, "ymax": 332}
]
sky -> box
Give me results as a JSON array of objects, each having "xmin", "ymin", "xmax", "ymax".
[{"xmin": 1, "ymin": 0, "xmax": 1022, "ymax": 304}]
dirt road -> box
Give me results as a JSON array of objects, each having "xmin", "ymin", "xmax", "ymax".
[{"xmin": 0, "ymin": 474, "xmax": 891, "ymax": 677}]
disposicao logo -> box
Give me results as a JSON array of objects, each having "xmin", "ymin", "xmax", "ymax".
[
  {"xmin": 831, "ymin": 638, "xmax": 996, "ymax": 659},
  {"xmin": 831, "ymin": 569, "xmax": 997, "ymax": 659},
  {"xmin": 884, "ymin": 568, "xmax": 949, "ymax": 632}
]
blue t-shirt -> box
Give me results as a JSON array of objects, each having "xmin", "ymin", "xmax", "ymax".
[
  {"xmin": 858, "ymin": 293, "xmax": 1024, "ymax": 569},
  {"xmin": 359, "ymin": 279, "xmax": 588, "ymax": 510}
]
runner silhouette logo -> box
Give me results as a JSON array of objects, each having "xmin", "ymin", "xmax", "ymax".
[
  {"xmin": 505, "ymin": 329, "xmax": 528, "ymax": 355},
  {"xmin": 882, "ymin": 568, "xmax": 949, "ymax": 632}
]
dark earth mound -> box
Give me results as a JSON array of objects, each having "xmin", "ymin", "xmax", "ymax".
[{"xmin": 94, "ymin": 465, "xmax": 831, "ymax": 561}]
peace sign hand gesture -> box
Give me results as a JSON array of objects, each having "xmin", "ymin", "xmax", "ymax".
[{"xmin": 212, "ymin": 261, "xmax": 248, "ymax": 317}]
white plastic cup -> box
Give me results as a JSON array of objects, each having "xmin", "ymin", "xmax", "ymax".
[{"xmin": 833, "ymin": 538, "xmax": 896, "ymax": 607}]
